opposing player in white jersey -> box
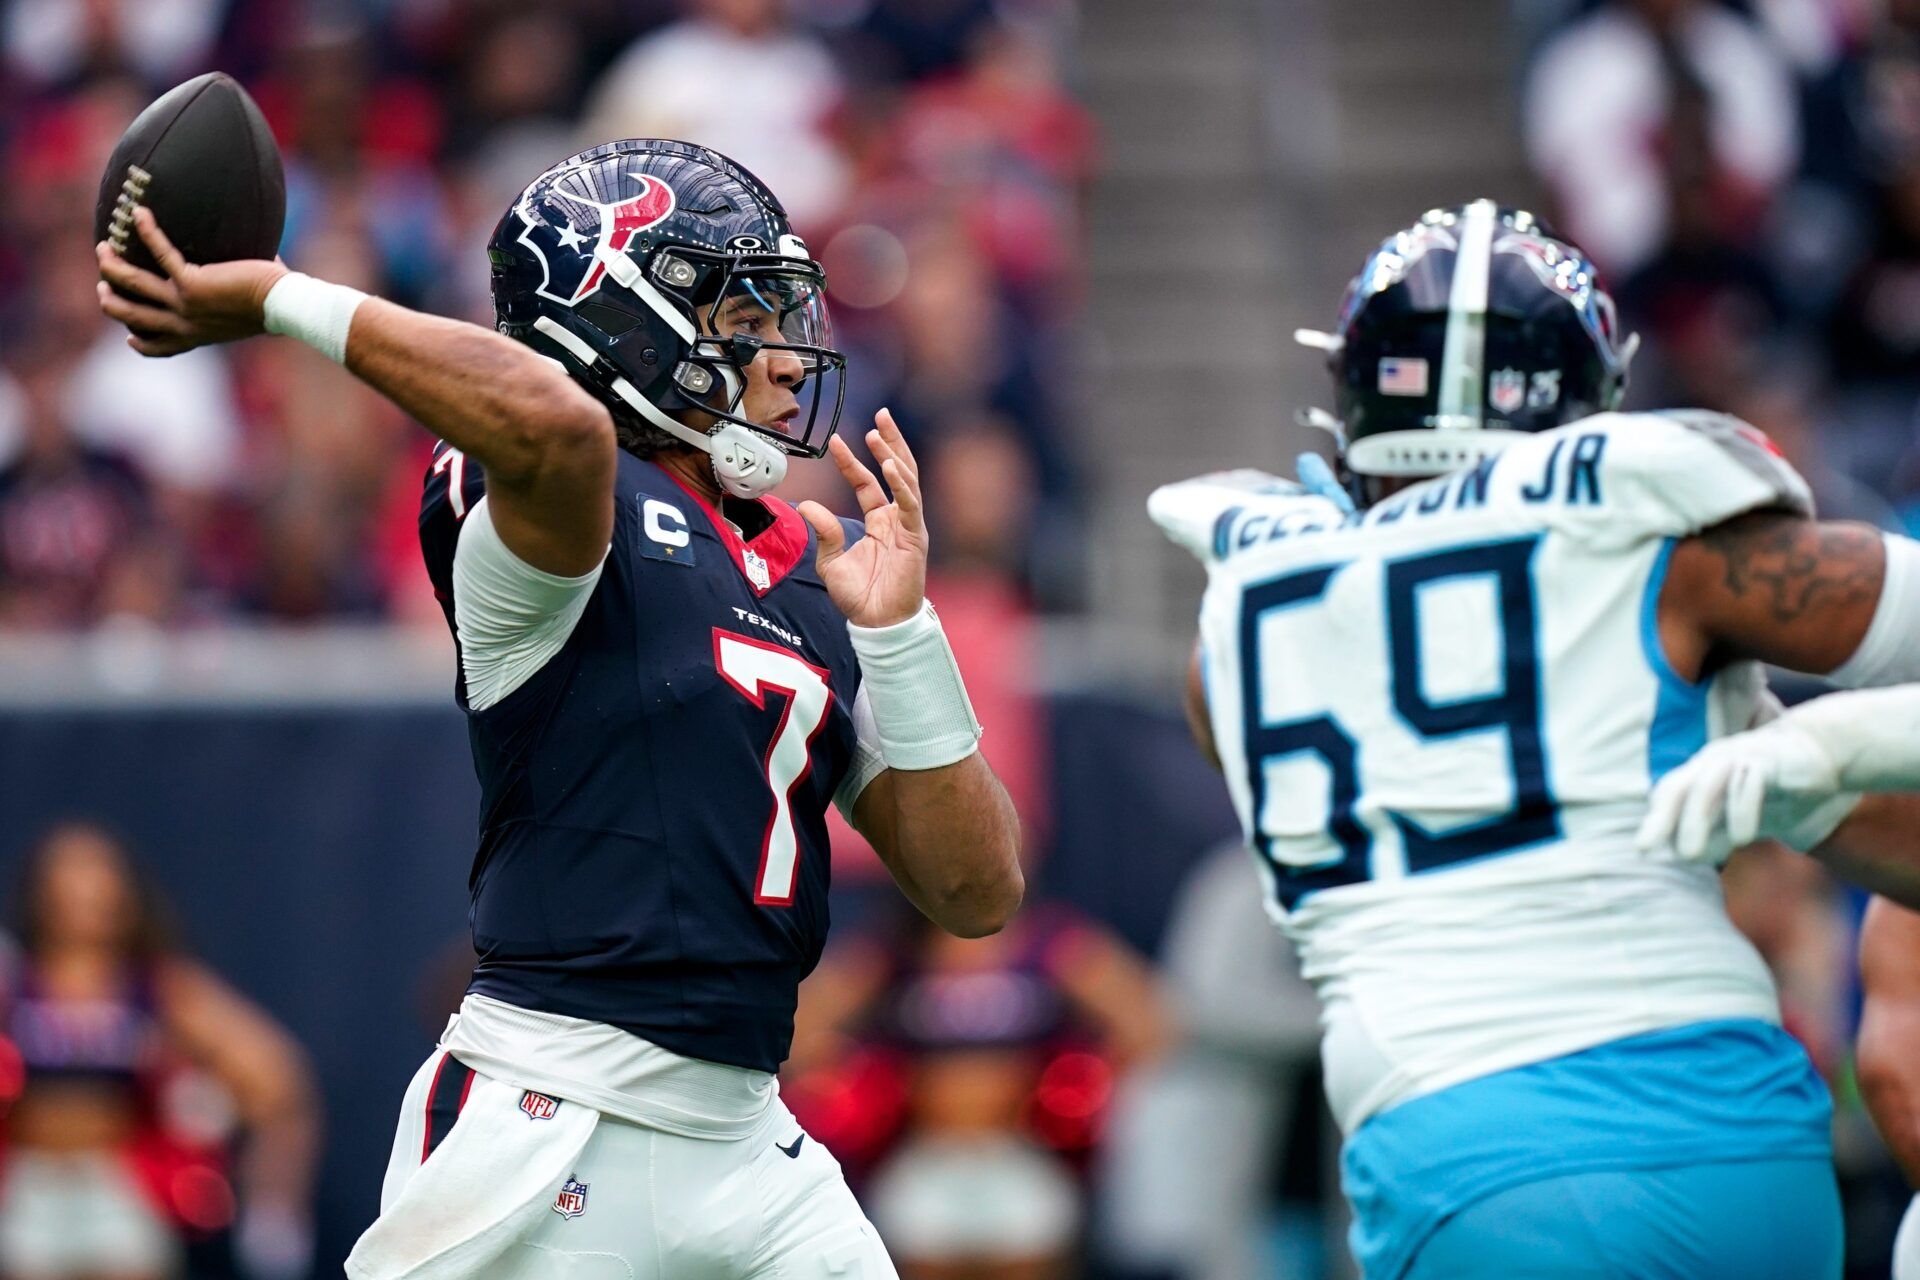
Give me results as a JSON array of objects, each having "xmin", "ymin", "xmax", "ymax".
[{"xmin": 1152, "ymin": 201, "xmax": 1920, "ymax": 1279}]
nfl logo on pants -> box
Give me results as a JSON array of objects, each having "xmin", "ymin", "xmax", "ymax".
[
  {"xmin": 553, "ymin": 1178, "xmax": 589, "ymax": 1219},
  {"xmin": 520, "ymin": 1090, "xmax": 559, "ymax": 1121}
]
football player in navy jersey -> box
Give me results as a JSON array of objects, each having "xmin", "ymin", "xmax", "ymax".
[{"xmin": 97, "ymin": 139, "xmax": 1022, "ymax": 1278}]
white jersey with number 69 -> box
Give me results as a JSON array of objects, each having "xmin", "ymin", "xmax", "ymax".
[{"xmin": 1151, "ymin": 411, "xmax": 1816, "ymax": 1134}]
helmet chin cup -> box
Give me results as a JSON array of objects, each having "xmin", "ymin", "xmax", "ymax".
[
  {"xmin": 708, "ymin": 422, "xmax": 788, "ymax": 499},
  {"xmin": 603, "ymin": 371, "xmax": 789, "ymax": 499}
]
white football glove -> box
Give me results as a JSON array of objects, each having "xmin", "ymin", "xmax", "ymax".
[
  {"xmin": 1634, "ymin": 684, "xmax": 1920, "ymax": 861},
  {"xmin": 1634, "ymin": 690, "xmax": 1896, "ymax": 862},
  {"xmin": 1636, "ymin": 719, "xmax": 1858, "ymax": 863}
]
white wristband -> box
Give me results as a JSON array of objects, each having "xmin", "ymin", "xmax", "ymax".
[
  {"xmin": 847, "ymin": 601, "xmax": 982, "ymax": 771},
  {"xmin": 262, "ymin": 271, "xmax": 367, "ymax": 365}
]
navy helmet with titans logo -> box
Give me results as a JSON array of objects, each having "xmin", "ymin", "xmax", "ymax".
[
  {"xmin": 1297, "ymin": 200, "xmax": 1636, "ymax": 500},
  {"xmin": 489, "ymin": 138, "xmax": 845, "ymax": 499}
]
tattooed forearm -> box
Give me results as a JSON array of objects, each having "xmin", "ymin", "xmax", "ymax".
[
  {"xmin": 1695, "ymin": 511, "xmax": 1883, "ymax": 623},
  {"xmin": 1671, "ymin": 510, "xmax": 1885, "ymax": 673}
]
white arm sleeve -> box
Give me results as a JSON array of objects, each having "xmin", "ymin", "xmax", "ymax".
[
  {"xmin": 1830, "ymin": 532, "xmax": 1920, "ymax": 688},
  {"xmin": 833, "ymin": 683, "xmax": 888, "ymax": 821},
  {"xmin": 1766, "ymin": 684, "xmax": 1920, "ymax": 794},
  {"xmin": 452, "ymin": 495, "xmax": 608, "ymax": 711}
]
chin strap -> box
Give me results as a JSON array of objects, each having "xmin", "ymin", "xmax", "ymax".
[
  {"xmin": 532, "ymin": 316, "xmax": 789, "ymax": 499},
  {"xmin": 705, "ymin": 422, "xmax": 788, "ymax": 498}
]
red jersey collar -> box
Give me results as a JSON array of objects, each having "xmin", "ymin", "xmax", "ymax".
[{"xmin": 656, "ymin": 464, "xmax": 811, "ymax": 597}]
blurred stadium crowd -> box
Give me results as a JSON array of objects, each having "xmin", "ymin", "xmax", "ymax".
[
  {"xmin": 6, "ymin": 0, "xmax": 1920, "ymax": 1278},
  {"xmin": 1524, "ymin": 0, "xmax": 1920, "ymax": 533},
  {"xmin": 0, "ymin": 0, "xmax": 1090, "ymax": 630}
]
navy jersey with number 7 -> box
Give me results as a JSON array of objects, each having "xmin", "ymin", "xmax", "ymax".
[{"xmin": 419, "ymin": 442, "xmax": 871, "ymax": 1073}]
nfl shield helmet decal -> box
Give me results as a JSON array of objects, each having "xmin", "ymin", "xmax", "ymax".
[
  {"xmin": 515, "ymin": 161, "xmax": 678, "ymax": 307},
  {"xmin": 1489, "ymin": 368, "xmax": 1527, "ymax": 416},
  {"xmin": 553, "ymin": 1178, "xmax": 589, "ymax": 1219},
  {"xmin": 519, "ymin": 1090, "xmax": 560, "ymax": 1121}
]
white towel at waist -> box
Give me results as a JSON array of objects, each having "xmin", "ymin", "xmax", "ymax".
[{"xmin": 345, "ymin": 1071, "xmax": 597, "ymax": 1280}]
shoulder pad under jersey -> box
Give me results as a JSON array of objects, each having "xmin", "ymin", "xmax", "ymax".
[
  {"xmin": 1575, "ymin": 410, "xmax": 1813, "ymax": 536},
  {"xmin": 1149, "ymin": 470, "xmax": 1346, "ymax": 564}
]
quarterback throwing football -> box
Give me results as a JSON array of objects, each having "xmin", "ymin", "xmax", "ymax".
[{"xmin": 97, "ymin": 139, "xmax": 1023, "ymax": 1278}]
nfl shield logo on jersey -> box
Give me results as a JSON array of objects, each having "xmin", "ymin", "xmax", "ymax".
[
  {"xmin": 743, "ymin": 548, "xmax": 771, "ymax": 592},
  {"xmin": 553, "ymin": 1178, "xmax": 589, "ymax": 1219},
  {"xmin": 1489, "ymin": 368, "xmax": 1527, "ymax": 415},
  {"xmin": 519, "ymin": 1090, "xmax": 559, "ymax": 1121}
]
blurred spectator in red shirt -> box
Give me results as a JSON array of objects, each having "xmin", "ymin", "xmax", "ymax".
[
  {"xmin": 884, "ymin": 20, "xmax": 1096, "ymax": 302},
  {"xmin": 235, "ymin": 472, "xmax": 389, "ymax": 621},
  {"xmin": 586, "ymin": 0, "xmax": 848, "ymax": 228},
  {"xmin": 225, "ymin": 227, "xmax": 412, "ymax": 622}
]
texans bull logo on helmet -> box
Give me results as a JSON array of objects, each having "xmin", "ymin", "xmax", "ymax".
[{"xmin": 514, "ymin": 161, "xmax": 677, "ymax": 308}]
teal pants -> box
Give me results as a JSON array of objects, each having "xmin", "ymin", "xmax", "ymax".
[{"xmin": 1401, "ymin": 1158, "xmax": 1842, "ymax": 1280}]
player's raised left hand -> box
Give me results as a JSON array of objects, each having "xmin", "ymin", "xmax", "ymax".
[
  {"xmin": 95, "ymin": 206, "xmax": 287, "ymax": 357},
  {"xmin": 799, "ymin": 408, "xmax": 928, "ymax": 629}
]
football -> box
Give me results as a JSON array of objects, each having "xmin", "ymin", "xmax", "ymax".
[{"xmin": 94, "ymin": 71, "xmax": 285, "ymax": 282}]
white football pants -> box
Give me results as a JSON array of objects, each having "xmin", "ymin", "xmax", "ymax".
[{"xmin": 351, "ymin": 1050, "xmax": 897, "ymax": 1280}]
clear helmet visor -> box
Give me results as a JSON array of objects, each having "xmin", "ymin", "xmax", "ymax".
[
  {"xmin": 688, "ymin": 265, "xmax": 845, "ymax": 457},
  {"xmin": 726, "ymin": 270, "xmax": 834, "ymax": 356}
]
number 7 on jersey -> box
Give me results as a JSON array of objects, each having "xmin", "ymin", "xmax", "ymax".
[{"xmin": 713, "ymin": 631, "xmax": 836, "ymax": 905}]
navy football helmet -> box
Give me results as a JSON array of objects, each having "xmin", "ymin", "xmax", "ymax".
[
  {"xmin": 489, "ymin": 139, "xmax": 845, "ymax": 498},
  {"xmin": 1297, "ymin": 200, "xmax": 1636, "ymax": 500}
]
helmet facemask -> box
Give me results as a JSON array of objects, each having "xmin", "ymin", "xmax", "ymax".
[
  {"xmin": 661, "ymin": 246, "xmax": 847, "ymax": 460},
  {"xmin": 561, "ymin": 241, "xmax": 846, "ymax": 498}
]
